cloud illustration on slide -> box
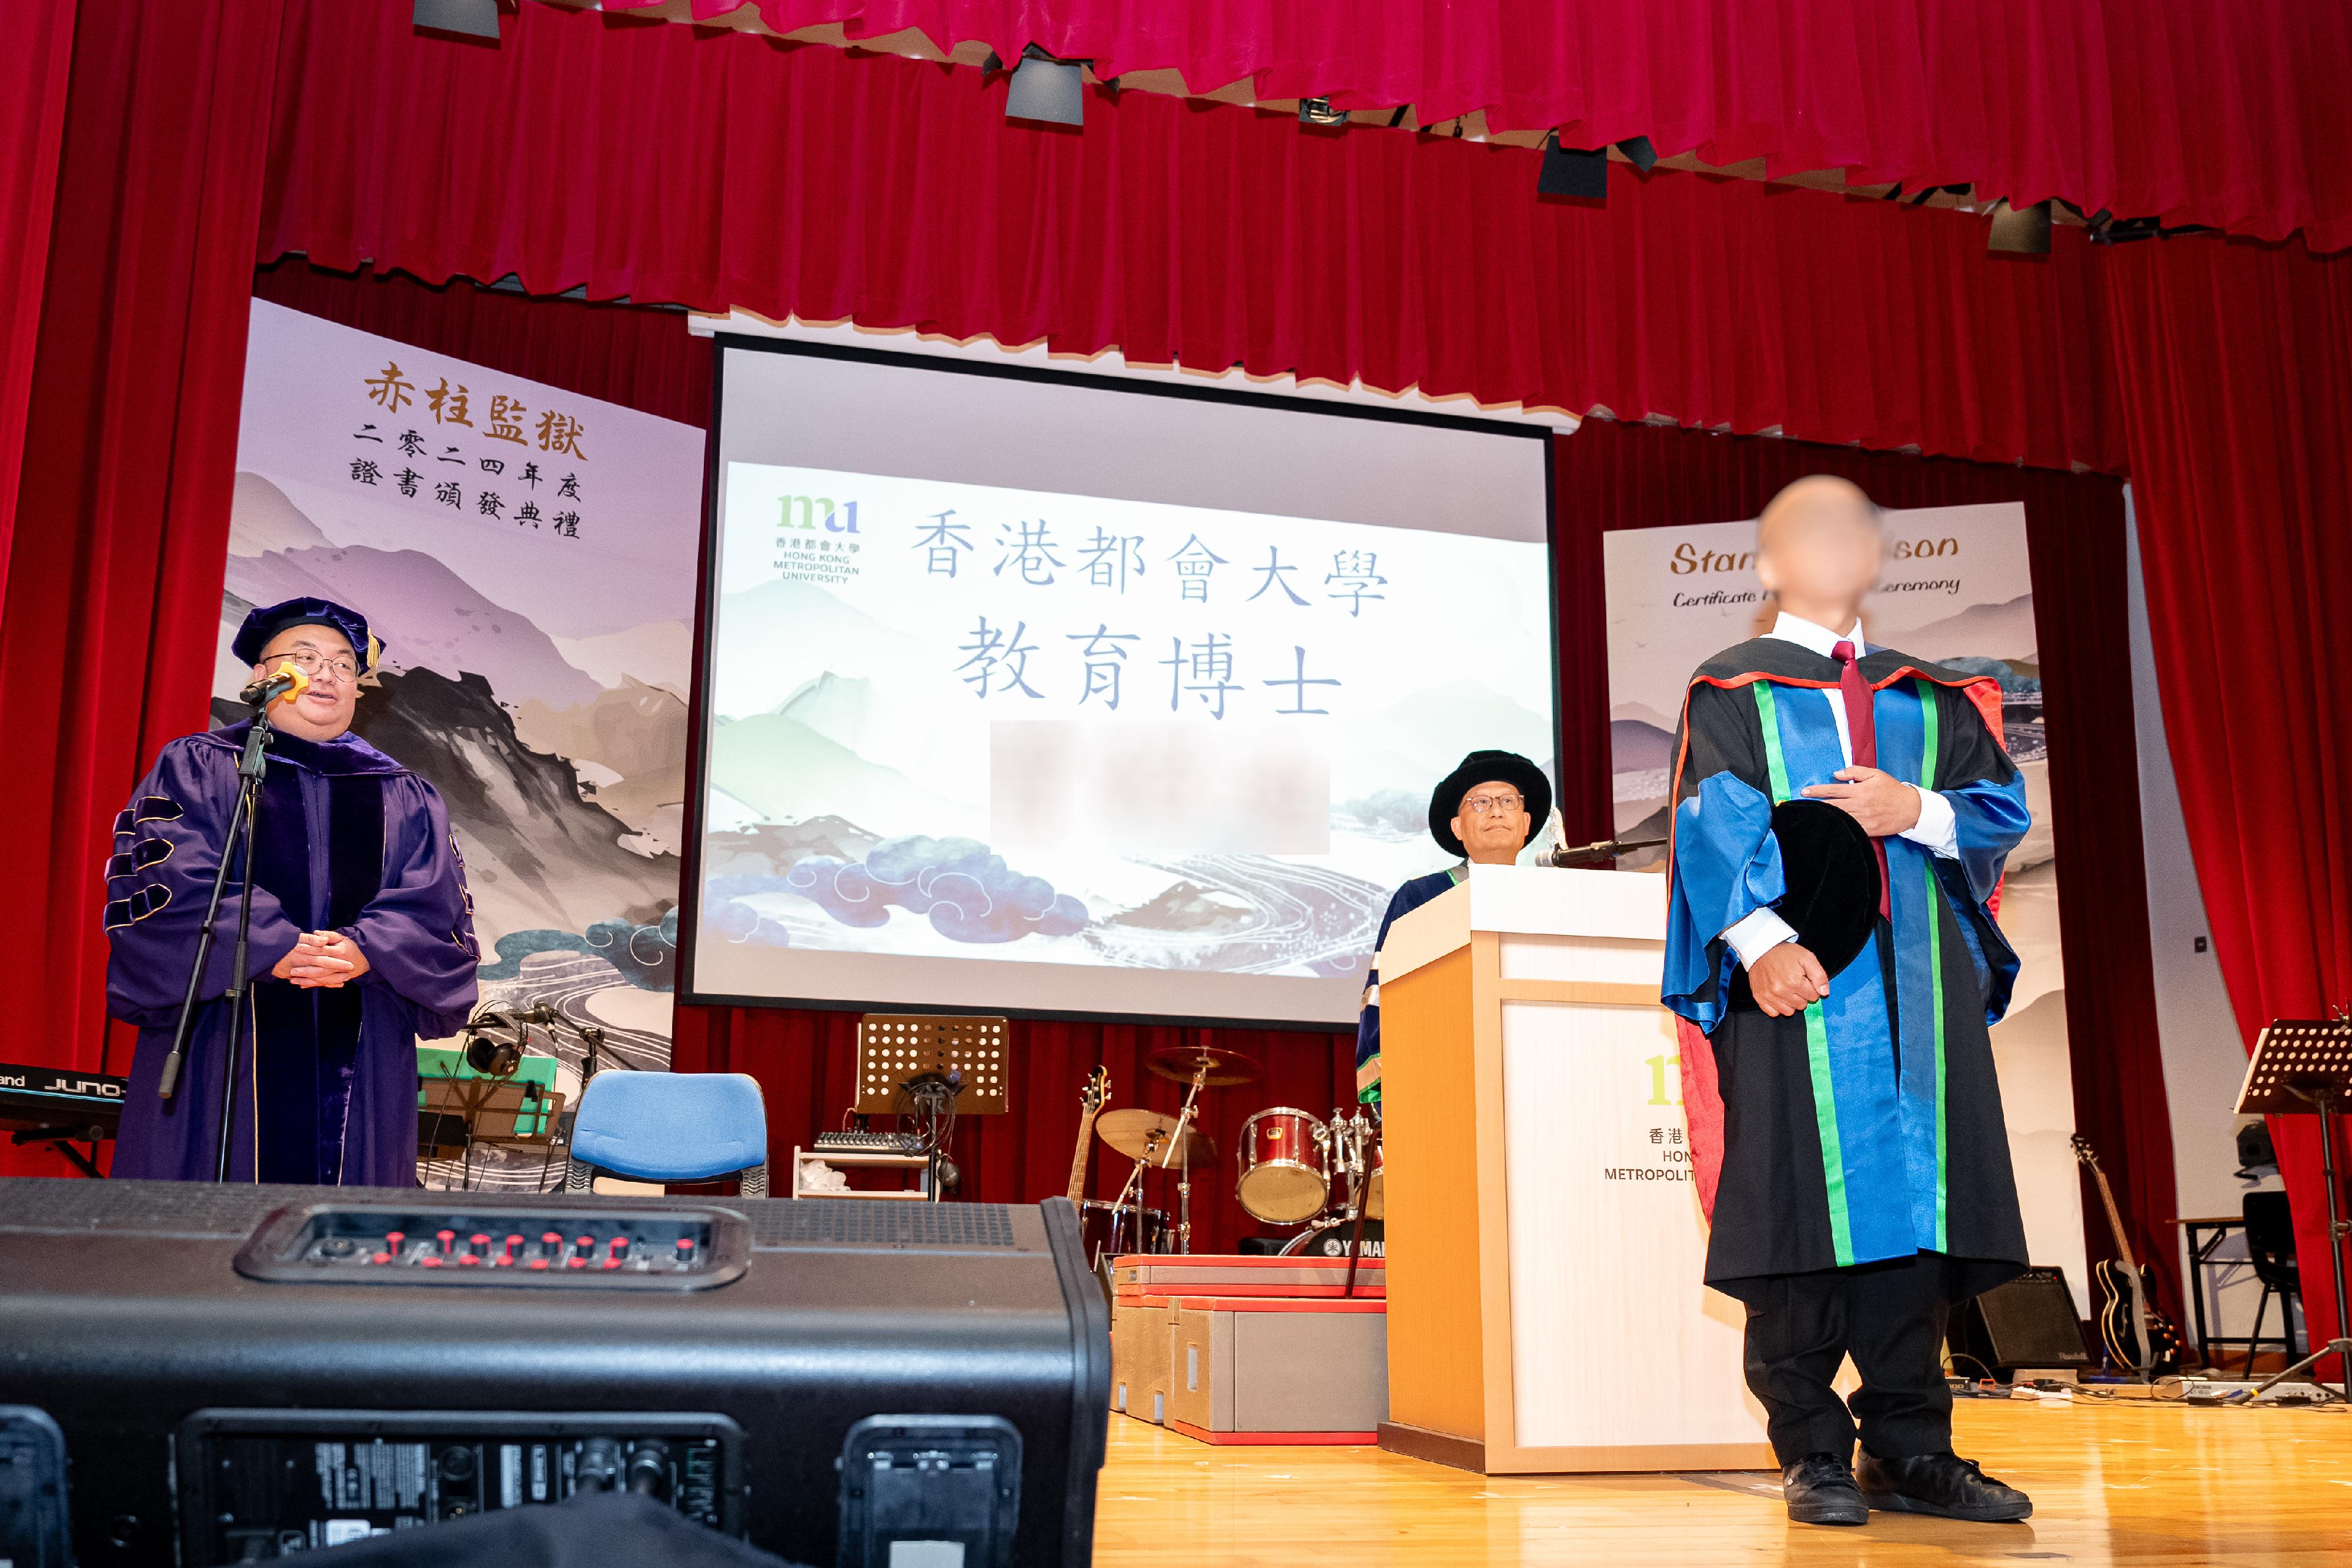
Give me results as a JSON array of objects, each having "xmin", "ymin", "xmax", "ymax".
[{"xmin": 782, "ymin": 835, "xmax": 1090, "ymax": 944}]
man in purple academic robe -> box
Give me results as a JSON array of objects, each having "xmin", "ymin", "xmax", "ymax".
[{"xmin": 106, "ymin": 598, "xmax": 478, "ymax": 1186}]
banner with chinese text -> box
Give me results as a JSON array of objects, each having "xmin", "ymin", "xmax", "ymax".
[{"xmin": 225, "ymin": 300, "xmax": 702, "ymax": 1186}]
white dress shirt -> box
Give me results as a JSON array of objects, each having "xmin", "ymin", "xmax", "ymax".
[{"xmin": 1720, "ymin": 611, "xmax": 1959, "ymax": 969}]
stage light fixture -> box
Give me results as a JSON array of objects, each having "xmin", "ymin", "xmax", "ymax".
[
  {"xmin": 412, "ymin": 0, "xmax": 499, "ymax": 41},
  {"xmin": 1298, "ymin": 97, "xmax": 1348, "ymax": 128},
  {"xmin": 1003, "ymin": 44, "xmax": 1088, "ymax": 128},
  {"xmin": 1616, "ymin": 135, "xmax": 1658, "ymax": 173},
  {"xmin": 1538, "ymin": 131, "xmax": 1609, "ymax": 200},
  {"xmin": 1986, "ymin": 198, "xmax": 2053, "ymax": 255}
]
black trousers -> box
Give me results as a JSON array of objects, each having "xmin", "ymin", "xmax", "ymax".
[{"xmin": 1743, "ymin": 1250, "xmax": 1955, "ymax": 1466}]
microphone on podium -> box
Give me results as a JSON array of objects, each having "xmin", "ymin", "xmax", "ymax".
[
  {"xmin": 239, "ymin": 661, "xmax": 310, "ymax": 708},
  {"xmin": 1549, "ymin": 834, "xmax": 1668, "ymax": 866}
]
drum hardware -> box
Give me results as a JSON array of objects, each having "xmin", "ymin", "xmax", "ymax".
[
  {"xmin": 1157, "ymin": 1057, "xmax": 1220, "ymax": 1255},
  {"xmin": 1143, "ymin": 1042, "xmax": 1260, "ymax": 1088},
  {"xmin": 1259, "ymin": 1103, "xmax": 1382, "ymax": 1292},
  {"xmin": 1094, "ymin": 1109, "xmax": 1214, "ymax": 1168},
  {"xmin": 1094, "ymin": 1109, "xmax": 1215, "ymax": 1261},
  {"xmin": 1134, "ymin": 1041, "xmax": 1252, "ymax": 1256}
]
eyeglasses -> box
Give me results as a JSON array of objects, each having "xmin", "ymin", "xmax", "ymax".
[
  {"xmin": 1461, "ymin": 792, "xmax": 1525, "ymax": 817},
  {"xmin": 264, "ymin": 645, "xmax": 360, "ymax": 681}
]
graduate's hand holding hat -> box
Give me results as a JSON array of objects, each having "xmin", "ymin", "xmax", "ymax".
[
  {"xmin": 1728, "ymin": 796, "xmax": 1882, "ymax": 1015},
  {"xmin": 1748, "ymin": 942, "xmax": 1830, "ymax": 1017}
]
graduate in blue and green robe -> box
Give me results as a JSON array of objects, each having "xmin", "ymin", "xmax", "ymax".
[{"xmin": 1663, "ymin": 477, "xmax": 2036, "ymax": 1525}]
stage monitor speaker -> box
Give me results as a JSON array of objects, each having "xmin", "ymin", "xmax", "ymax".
[
  {"xmin": 0, "ymin": 1178, "xmax": 1108, "ymax": 1567},
  {"xmin": 1949, "ymin": 1265, "xmax": 2094, "ymax": 1378}
]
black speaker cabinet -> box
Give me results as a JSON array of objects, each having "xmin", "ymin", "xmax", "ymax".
[
  {"xmin": 1949, "ymin": 1265, "xmax": 2093, "ymax": 1378},
  {"xmin": 0, "ymin": 1179, "xmax": 1108, "ymax": 1567}
]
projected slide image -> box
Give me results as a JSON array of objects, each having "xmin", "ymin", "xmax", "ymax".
[{"xmin": 697, "ymin": 460, "xmax": 1555, "ymax": 1009}]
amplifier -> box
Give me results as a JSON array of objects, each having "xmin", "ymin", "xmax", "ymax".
[
  {"xmin": 0, "ymin": 1179, "xmax": 1108, "ymax": 1567},
  {"xmin": 1949, "ymin": 1265, "xmax": 2093, "ymax": 1378}
]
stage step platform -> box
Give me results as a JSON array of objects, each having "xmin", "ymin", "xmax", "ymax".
[{"xmin": 1108, "ymin": 1253, "xmax": 1387, "ymax": 1445}]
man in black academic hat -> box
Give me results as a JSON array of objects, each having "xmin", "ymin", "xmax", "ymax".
[
  {"xmin": 106, "ymin": 597, "xmax": 479, "ymax": 1186},
  {"xmin": 1352, "ymin": 749, "xmax": 1551, "ymax": 1102}
]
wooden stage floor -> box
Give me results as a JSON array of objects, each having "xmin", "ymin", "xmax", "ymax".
[{"xmin": 1093, "ymin": 1398, "xmax": 2352, "ymax": 1565}]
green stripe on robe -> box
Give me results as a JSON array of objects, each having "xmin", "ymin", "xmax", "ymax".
[{"xmin": 1752, "ymin": 681, "xmax": 1854, "ymax": 1266}]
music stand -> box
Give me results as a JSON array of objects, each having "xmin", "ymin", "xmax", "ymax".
[
  {"xmin": 2234, "ymin": 1015, "xmax": 2352, "ymax": 1399},
  {"xmin": 856, "ymin": 1015, "xmax": 1010, "ymax": 1196},
  {"xmin": 854, "ymin": 1015, "xmax": 1010, "ymax": 1116}
]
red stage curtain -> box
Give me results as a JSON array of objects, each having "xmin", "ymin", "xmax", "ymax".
[
  {"xmin": 252, "ymin": 259, "xmax": 713, "ymax": 429},
  {"xmin": 257, "ymin": 0, "xmax": 2120, "ymax": 474},
  {"xmin": 598, "ymin": 0, "xmax": 2352, "ymax": 251},
  {"xmin": 1552, "ymin": 420, "xmax": 2179, "ymax": 1323},
  {"xmin": 2105, "ymin": 234, "xmax": 2352, "ymax": 1357},
  {"xmin": 0, "ymin": 0, "xmax": 78, "ymax": 591},
  {"xmin": 0, "ymin": 0, "xmax": 290, "ymax": 1179}
]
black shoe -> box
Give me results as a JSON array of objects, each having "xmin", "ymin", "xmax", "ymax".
[
  {"xmin": 1780, "ymin": 1452, "xmax": 1869, "ymax": 1526},
  {"xmin": 1856, "ymin": 1450, "xmax": 2033, "ymax": 1522}
]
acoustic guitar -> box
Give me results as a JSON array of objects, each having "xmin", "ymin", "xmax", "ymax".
[
  {"xmin": 2070, "ymin": 1134, "xmax": 2182, "ymax": 1377},
  {"xmin": 1065, "ymin": 1066, "xmax": 1111, "ymax": 1205}
]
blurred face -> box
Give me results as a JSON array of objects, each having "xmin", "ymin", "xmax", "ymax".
[
  {"xmin": 1755, "ymin": 481, "xmax": 1884, "ymax": 624},
  {"xmin": 1451, "ymin": 779, "xmax": 1531, "ymax": 865},
  {"xmin": 255, "ymin": 624, "xmax": 361, "ymax": 741}
]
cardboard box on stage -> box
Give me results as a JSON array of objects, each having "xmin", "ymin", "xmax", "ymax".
[
  {"xmin": 1108, "ymin": 1255, "xmax": 1389, "ymax": 1443},
  {"xmin": 1111, "ymin": 1298, "xmax": 1177, "ymax": 1426},
  {"xmin": 1163, "ymin": 1296, "xmax": 1388, "ymax": 1445},
  {"xmin": 1110, "ymin": 1253, "xmax": 1386, "ymax": 1301}
]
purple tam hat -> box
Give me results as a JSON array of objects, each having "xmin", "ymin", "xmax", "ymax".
[{"xmin": 231, "ymin": 597, "xmax": 384, "ymax": 673}]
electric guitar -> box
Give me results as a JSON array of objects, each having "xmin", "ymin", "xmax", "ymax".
[
  {"xmin": 1065, "ymin": 1066, "xmax": 1110, "ymax": 1205},
  {"xmin": 2070, "ymin": 1134, "xmax": 2183, "ymax": 1377}
]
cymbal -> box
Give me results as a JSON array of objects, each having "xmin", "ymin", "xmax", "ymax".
[
  {"xmin": 1145, "ymin": 1042, "xmax": 1261, "ymax": 1088},
  {"xmin": 1096, "ymin": 1107, "xmax": 1216, "ymax": 1166}
]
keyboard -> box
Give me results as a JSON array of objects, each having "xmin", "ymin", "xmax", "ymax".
[
  {"xmin": 810, "ymin": 1131, "xmax": 927, "ymax": 1155},
  {"xmin": 0, "ymin": 1062, "xmax": 126, "ymax": 1138}
]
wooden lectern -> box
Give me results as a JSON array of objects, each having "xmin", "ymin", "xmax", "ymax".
[{"xmin": 1375, "ymin": 863, "xmax": 1772, "ymax": 1474}]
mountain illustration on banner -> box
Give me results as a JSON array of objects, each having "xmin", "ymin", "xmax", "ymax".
[{"xmin": 218, "ymin": 473, "xmax": 686, "ymax": 981}]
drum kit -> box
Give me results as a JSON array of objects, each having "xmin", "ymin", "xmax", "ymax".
[{"xmin": 1077, "ymin": 1040, "xmax": 1384, "ymax": 1265}]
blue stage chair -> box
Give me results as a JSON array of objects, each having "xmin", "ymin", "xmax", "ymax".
[{"xmin": 562, "ymin": 1071, "xmax": 770, "ymax": 1198}]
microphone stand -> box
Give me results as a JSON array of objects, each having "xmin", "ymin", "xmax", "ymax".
[{"xmin": 155, "ymin": 705, "xmax": 277, "ymax": 1184}]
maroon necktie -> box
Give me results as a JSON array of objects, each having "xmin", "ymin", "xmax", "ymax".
[{"xmin": 1833, "ymin": 640, "xmax": 1893, "ymax": 920}]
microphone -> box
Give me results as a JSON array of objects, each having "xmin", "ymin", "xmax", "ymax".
[
  {"xmin": 1550, "ymin": 834, "xmax": 1668, "ymax": 866},
  {"xmin": 239, "ymin": 661, "xmax": 310, "ymax": 708}
]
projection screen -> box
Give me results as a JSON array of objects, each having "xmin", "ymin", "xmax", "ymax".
[{"xmin": 685, "ymin": 340, "xmax": 1557, "ymax": 1026}]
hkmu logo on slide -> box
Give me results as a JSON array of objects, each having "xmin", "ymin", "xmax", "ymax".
[{"xmin": 773, "ymin": 493, "xmax": 864, "ymax": 587}]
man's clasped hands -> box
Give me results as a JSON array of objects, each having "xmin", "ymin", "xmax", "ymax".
[{"xmin": 270, "ymin": 930, "xmax": 371, "ymax": 988}]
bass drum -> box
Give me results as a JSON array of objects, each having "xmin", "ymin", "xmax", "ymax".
[
  {"xmin": 1235, "ymin": 1108, "xmax": 1329, "ymax": 1225},
  {"xmin": 1279, "ymin": 1216, "xmax": 1385, "ymax": 1259},
  {"xmin": 1079, "ymin": 1199, "xmax": 1170, "ymax": 1266}
]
